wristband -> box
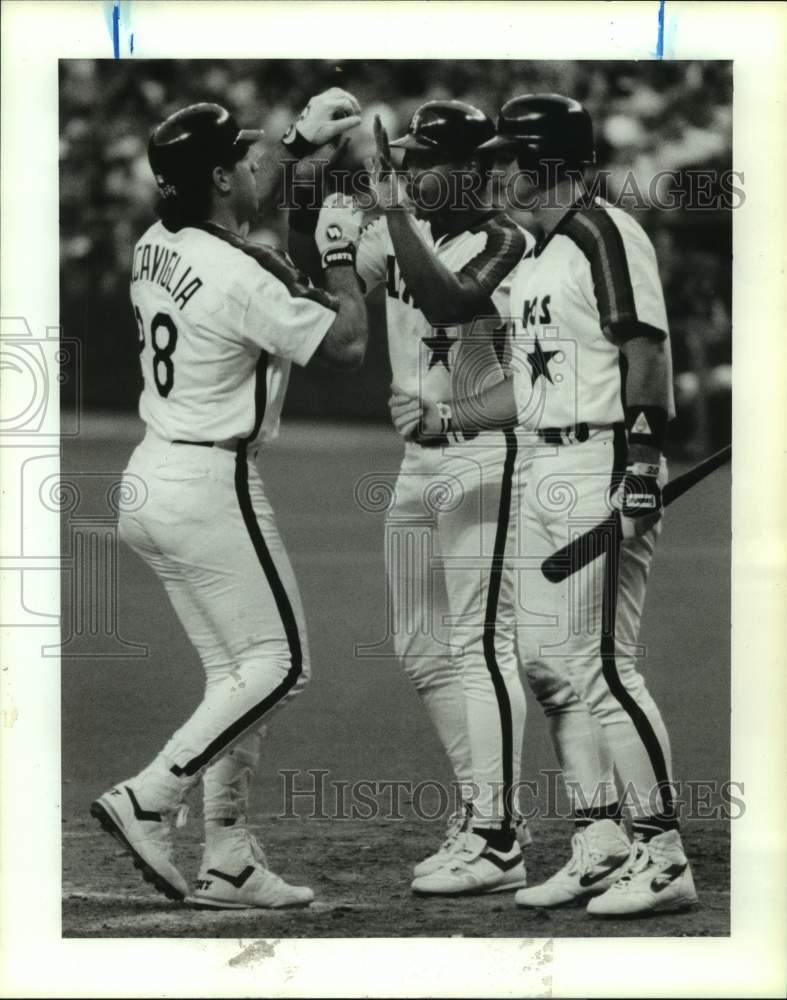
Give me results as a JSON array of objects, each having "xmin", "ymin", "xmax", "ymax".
[
  {"xmin": 626, "ymin": 462, "xmax": 660, "ymax": 479},
  {"xmin": 282, "ymin": 125, "xmax": 319, "ymax": 159},
  {"xmin": 435, "ymin": 401, "xmax": 462, "ymax": 443},
  {"xmin": 322, "ymin": 246, "xmax": 356, "ymax": 269},
  {"xmin": 625, "ymin": 405, "xmax": 667, "ymax": 451}
]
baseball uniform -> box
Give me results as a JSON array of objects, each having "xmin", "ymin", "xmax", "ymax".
[
  {"xmin": 357, "ymin": 209, "xmax": 530, "ymax": 830},
  {"xmin": 509, "ymin": 197, "xmax": 676, "ymax": 824},
  {"xmin": 120, "ymin": 220, "xmax": 337, "ymax": 824}
]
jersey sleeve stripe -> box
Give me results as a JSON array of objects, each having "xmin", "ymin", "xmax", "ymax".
[
  {"xmin": 196, "ymin": 222, "xmax": 339, "ymax": 312},
  {"xmin": 247, "ymin": 350, "xmax": 269, "ymax": 442},
  {"xmin": 563, "ymin": 209, "xmax": 637, "ymax": 328},
  {"xmin": 460, "ymin": 217, "xmax": 527, "ymax": 294}
]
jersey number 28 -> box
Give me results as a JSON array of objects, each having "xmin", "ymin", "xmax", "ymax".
[{"xmin": 135, "ymin": 307, "xmax": 178, "ymax": 398}]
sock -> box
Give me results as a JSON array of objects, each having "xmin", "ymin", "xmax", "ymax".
[
  {"xmin": 474, "ymin": 826, "xmax": 516, "ymax": 852},
  {"xmin": 130, "ymin": 753, "xmax": 190, "ymax": 810},
  {"xmin": 632, "ymin": 814, "xmax": 680, "ymax": 841},
  {"xmin": 203, "ymin": 732, "xmax": 261, "ymax": 826},
  {"xmin": 204, "ymin": 816, "xmax": 239, "ymax": 850},
  {"xmin": 574, "ymin": 801, "xmax": 622, "ymax": 830},
  {"xmin": 205, "ymin": 817, "xmax": 237, "ymax": 832}
]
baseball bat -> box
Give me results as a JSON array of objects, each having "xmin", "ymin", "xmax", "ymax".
[{"xmin": 540, "ymin": 443, "xmax": 732, "ymax": 583}]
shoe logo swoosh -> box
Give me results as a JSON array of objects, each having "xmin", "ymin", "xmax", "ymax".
[
  {"xmin": 650, "ymin": 862, "xmax": 687, "ymax": 893},
  {"xmin": 124, "ymin": 786, "xmax": 162, "ymax": 823},
  {"xmin": 205, "ymin": 865, "xmax": 255, "ymax": 889},
  {"xmin": 482, "ymin": 851, "xmax": 522, "ymax": 872},
  {"xmin": 578, "ymin": 855, "xmax": 627, "ymax": 887}
]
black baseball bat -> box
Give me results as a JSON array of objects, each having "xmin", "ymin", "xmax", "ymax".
[{"xmin": 540, "ymin": 443, "xmax": 732, "ymax": 583}]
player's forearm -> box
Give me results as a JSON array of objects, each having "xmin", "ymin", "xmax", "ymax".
[
  {"xmin": 451, "ymin": 376, "xmax": 518, "ymax": 432},
  {"xmin": 255, "ymin": 139, "xmax": 297, "ymax": 211},
  {"xmin": 620, "ymin": 336, "xmax": 672, "ymax": 463},
  {"xmin": 318, "ymin": 266, "xmax": 368, "ymax": 370},
  {"xmin": 286, "ymin": 156, "xmax": 331, "ymax": 286},
  {"xmin": 385, "ymin": 210, "xmax": 488, "ymax": 324},
  {"xmin": 288, "ymin": 226, "xmax": 323, "ymax": 287}
]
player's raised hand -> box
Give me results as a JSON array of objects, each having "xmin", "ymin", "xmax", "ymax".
[
  {"xmin": 291, "ymin": 133, "xmax": 353, "ymax": 190},
  {"xmin": 374, "ymin": 114, "xmax": 394, "ymax": 174},
  {"xmin": 369, "ymin": 114, "xmax": 409, "ymax": 211},
  {"xmin": 315, "ymin": 192, "xmax": 363, "ymax": 269},
  {"xmin": 284, "ymin": 88, "xmax": 362, "ymax": 157}
]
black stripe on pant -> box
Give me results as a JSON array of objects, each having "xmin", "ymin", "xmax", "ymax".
[
  {"xmin": 600, "ymin": 425, "xmax": 674, "ymax": 817},
  {"xmin": 481, "ymin": 428, "xmax": 518, "ymax": 831},
  {"xmin": 171, "ymin": 441, "xmax": 304, "ymax": 778}
]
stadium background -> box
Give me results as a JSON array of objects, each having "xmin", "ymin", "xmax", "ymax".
[
  {"xmin": 60, "ymin": 60, "xmax": 732, "ymax": 937},
  {"xmin": 60, "ymin": 58, "xmax": 732, "ymax": 455}
]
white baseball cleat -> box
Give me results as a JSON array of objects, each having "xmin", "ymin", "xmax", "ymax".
[
  {"xmin": 515, "ymin": 819, "xmax": 630, "ymax": 909},
  {"xmin": 411, "ymin": 831, "xmax": 527, "ymax": 896},
  {"xmin": 90, "ymin": 784, "xmax": 189, "ymax": 901},
  {"xmin": 586, "ymin": 829, "xmax": 698, "ymax": 917},
  {"xmin": 413, "ymin": 808, "xmax": 471, "ymax": 878},
  {"xmin": 414, "ymin": 812, "xmax": 532, "ymax": 879},
  {"xmin": 190, "ymin": 825, "xmax": 314, "ymax": 909}
]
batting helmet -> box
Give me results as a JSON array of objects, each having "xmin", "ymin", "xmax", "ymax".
[
  {"xmin": 389, "ymin": 100, "xmax": 495, "ymax": 158},
  {"xmin": 479, "ymin": 94, "xmax": 595, "ymax": 169},
  {"xmin": 148, "ymin": 103, "xmax": 263, "ymax": 198}
]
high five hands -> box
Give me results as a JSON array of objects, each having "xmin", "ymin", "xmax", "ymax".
[{"xmin": 371, "ymin": 115, "xmax": 410, "ymax": 212}]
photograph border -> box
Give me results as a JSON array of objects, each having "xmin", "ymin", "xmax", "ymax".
[{"xmin": 2, "ymin": 1, "xmax": 786, "ymax": 996}]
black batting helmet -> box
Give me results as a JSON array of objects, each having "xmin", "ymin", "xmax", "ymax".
[
  {"xmin": 148, "ymin": 103, "xmax": 263, "ymax": 199},
  {"xmin": 389, "ymin": 99, "xmax": 495, "ymax": 158},
  {"xmin": 479, "ymin": 94, "xmax": 595, "ymax": 169}
]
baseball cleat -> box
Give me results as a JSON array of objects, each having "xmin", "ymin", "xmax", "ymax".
[
  {"xmin": 190, "ymin": 825, "xmax": 313, "ymax": 909},
  {"xmin": 414, "ymin": 812, "xmax": 532, "ymax": 879},
  {"xmin": 413, "ymin": 807, "xmax": 472, "ymax": 878},
  {"xmin": 586, "ymin": 829, "xmax": 698, "ymax": 917},
  {"xmin": 90, "ymin": 784, "xmax": 189, "ymax": 901},
  {"xmin": 515, "ymin": 819, "xmax": 630, "ymax": 909},
  {"xmin": 411, "ymin": 831, "xmax": 527, "ymax": 896}
]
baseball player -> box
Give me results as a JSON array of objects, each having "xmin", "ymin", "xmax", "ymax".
[
  {"xmin": 291, "ymin": 100, "xmax": 538, "ymax": 896},
  {"xmin": 391, "ymin": 95, "xmax": 698, "ymax": 917},
  {"xmin": 91, "ymin": 92, "xmax": 368, "ymax": 910}
]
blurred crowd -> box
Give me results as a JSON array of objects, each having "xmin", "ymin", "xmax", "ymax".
[{"xmin": 60, "ymin": 59, "xmax": 732, "ymax": 451}]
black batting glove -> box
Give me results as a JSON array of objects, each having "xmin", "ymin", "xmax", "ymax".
[{"xmin": 613, "ymin": 462, "xmax": 664, "ymax": 538}]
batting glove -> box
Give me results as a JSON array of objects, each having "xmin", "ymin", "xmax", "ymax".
[
  {"xmin": 283, "ymin": 88, "xmax": 362, "ymax": 158},
  {"xmin": 613, "ymin": 462, "xmax": 664, "ymax": 539},
  {"xmin": 315, "ymin": 192, "xmax": 362, "ymax": 269}
]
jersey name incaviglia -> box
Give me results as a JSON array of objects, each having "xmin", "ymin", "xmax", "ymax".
[
  {"xmin": 508, "ymin": 199, "xmax": 674, "ymax": 430},
  {"xmin": 130, "ymin": 221, "xmax": 337, "ymax": 445}
]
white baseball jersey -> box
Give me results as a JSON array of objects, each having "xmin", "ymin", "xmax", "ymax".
[
  {"xmin": 130, "ymin": 220, "xmax": 337, "ymax": 444},
  {"xmin": 356, "ymin": 211, "xmax": 529, "ymax": 402},
  {"xmin": 509, "ymin": 199, "xmax": 674, "ymax": 429}
]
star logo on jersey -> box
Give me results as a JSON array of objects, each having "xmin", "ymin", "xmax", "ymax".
[
  {"xmin": 526, "ymin": 336, "xmax": 559, "ymax": 386},
  {"xmin": 422, "ymin": 328, "xmax": 457, "ymax": 372}
]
